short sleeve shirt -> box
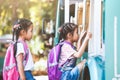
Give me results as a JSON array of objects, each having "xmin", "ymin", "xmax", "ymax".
[
  {"xmin": 59, "ymin": 43, "xmax": 76, "ymax": 67},
  {"xmin": 16, "ymin": 43, "xmax": 34, "ymax": 71}
]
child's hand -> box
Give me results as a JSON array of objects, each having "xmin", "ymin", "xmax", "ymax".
[{"xmin": 86, "ymin": 32, "xmax": 92, "ymax": 40}]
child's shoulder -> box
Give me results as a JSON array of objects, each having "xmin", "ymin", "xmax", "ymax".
[
  {"xmin": 17, "ymin": 41, "xmax": 28, "ymax": 47},
  {"xmin": 16, "ymin": 41, "xmax": 28, "ymax": 49},
  {"xmin": 62, "ymin": 43, "xmax": 73, "ymax": 50},
  {"xmin": 17, "ymin": 42, "xmax": 24, "ymax": 47}
]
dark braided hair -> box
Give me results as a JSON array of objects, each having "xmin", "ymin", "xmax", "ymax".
[
  {"xmin": 59, "ymin": 23, "xmax": 78, "ymax": 41},
  {"xmin": 12, "ymin": 18, "xmax": 33, "ymax": 57}
]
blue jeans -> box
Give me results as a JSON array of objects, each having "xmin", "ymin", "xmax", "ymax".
[{"xmin": 60, "ymin": 66, "xmax": 80, "ymax": 80}]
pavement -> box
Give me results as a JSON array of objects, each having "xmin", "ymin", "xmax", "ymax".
[{"xmin": 34, "ymin": 76, "xmax": 48, "ymax": 80}]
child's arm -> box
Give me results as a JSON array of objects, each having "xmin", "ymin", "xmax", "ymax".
[
  {"xmin": 17, "ymin": 53, "xmax": 26, "ymax": 80},
  {"xmin": 77, "ymin": 31, "xmax": 87, "ymax": 50},
  {"xmin": 74, "ymin": 32, "xmax": 92, "ymax": 58}
]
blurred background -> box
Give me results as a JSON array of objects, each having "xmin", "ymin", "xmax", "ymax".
[
  {"xmin": 0, "ymin": 0, "xmax": 57, "ymax": 77},
  {"xmin": 0, "ymin": 0, "xmax": 120, "ymax": 80}
]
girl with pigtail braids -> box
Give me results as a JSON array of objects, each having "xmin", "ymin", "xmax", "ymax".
[
  {"xmin": 12, "ymin": 18, "xmax": 35, "ymax": 80},
  {"xmin": 58, "ymin": 23, "xmax": 92, "ymax": 80}
]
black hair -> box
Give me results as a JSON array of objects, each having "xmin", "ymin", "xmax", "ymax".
[
  {"xmin": 12, "ymin": 18, "xmax": 33, "ymax": 57},
  {"xmin": 59, "ymin": 23, "xmax": 78, "ymax": 41}
]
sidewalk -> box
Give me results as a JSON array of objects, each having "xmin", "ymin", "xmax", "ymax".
[{"xmin": 34, "ymin": 75, "xmax": 48, "ymax": 80}]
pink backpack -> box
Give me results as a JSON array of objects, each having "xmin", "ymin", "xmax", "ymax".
[{"xmin": 2, "ymin": 41, "xmax": 28, "ymax": 80}]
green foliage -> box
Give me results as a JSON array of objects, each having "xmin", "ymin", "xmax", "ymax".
[
  {"xmin": 0, "ymin": 0, "xmax": 57, "ymax": 36},
  {"xmin": 0, "ymin": 0, "xmax": 57, "ymax": 55},
  {"xmin": 29, "ymin": 36, "xmax": 45, "ymax": 55}
]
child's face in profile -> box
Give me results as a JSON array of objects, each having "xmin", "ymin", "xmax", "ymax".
[
  {"xmin": 72, "ymin": 28, "xmax": 79, "ymax": 42},
  {"xmin": 25, "ymin": 24, "xmax": 33, "ymax": 41}
]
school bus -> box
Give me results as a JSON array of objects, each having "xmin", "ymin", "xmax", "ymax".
[{"xmin": 52, "ymin": 0, "xmax": 120, "ymax": 80}]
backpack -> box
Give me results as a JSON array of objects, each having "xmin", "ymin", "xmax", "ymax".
[
  {"xmin": 2, "ymin": 41, "xmax": 28, "ymax": 80},
  {"xmin": 47, "ymin": 42, "xmax": 64, "ymax": 80}
]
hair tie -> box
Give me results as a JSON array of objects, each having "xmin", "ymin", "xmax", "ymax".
[
  {"xmin": 13, "ymin": 24, "xmax": 20, "ymax": 30},
  {"xmin": 13, "ymin": 24, "xmax": 20, "ymax": 29},
  {"xmin": 58, "ymin": 27, "xmax": 63, "ymax": 33}
]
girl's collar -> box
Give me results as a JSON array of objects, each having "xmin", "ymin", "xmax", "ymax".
[
  {"xmin": 63, "ymin": 40, "xmax": 76, "ymax": 49},
  {"xmin": 18, "ymin": 39, "xmax": 25, "ymax": 42},
  {"xmin": 64, "ymin": 40, "xmax": 72, "ymax": 45},
  {"xmin": 64, "ymin": 40, "xmax": 74, "ymax": 47}
]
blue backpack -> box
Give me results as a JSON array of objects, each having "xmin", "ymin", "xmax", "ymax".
[{"xmin": 47, "ymin": 42, "xmax": 64, "ymax": 80}]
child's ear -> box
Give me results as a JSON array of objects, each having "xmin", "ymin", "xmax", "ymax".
[
  {"xmin": 20, "ymin": 30, "xmax": 26, "ymax": 34},
  {"xmin": 67, "ymin": 33, "xmax": 72, "ymax": 38}
]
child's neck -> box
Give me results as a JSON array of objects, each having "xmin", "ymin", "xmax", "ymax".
[
  {"xmin": 18, "ymin": 37, "xmax": 25, "ymax": 41},
  {"xmin": 65, "ymin": 40, "xmax": 73, "ymax": 45}
]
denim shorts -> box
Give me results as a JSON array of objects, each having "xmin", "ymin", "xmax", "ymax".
[
  {"xmin": 60, "ymin": 66, "xmax": 80, "ymax": 80},
  {"xmin": 19, "ymin": 71, "xmax": 35, "ymax": 80}
]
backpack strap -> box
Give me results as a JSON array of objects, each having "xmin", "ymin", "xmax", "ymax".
[
  {"xmin": 58, "ymin": 41, "xmax": 75, "ymax": 67},
  {"xmin": 20, "ymin": 41, "xmax": 29, "ymax": 66},
  {"xmin": 57, "ymin": 41, "xmax": 73, "ymax": 61},
  {"xmin": 57, "ymin": 42, "xmax": 64, "ymax": 62},
  {"xmin": 17, "ymin": 40, "xmax": 29, "ymax": 66}
]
